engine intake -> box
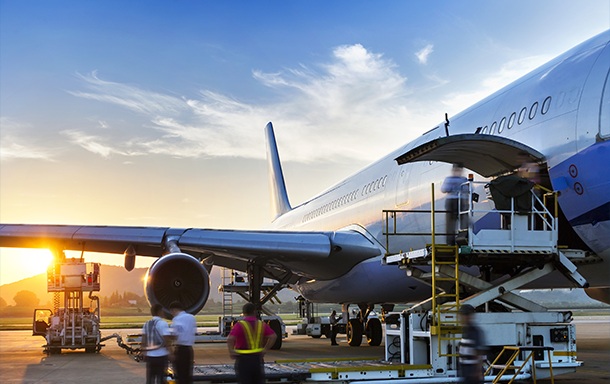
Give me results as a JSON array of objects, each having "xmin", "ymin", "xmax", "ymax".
[{"xmin": 144, "ymin": 253, "xmax": 210, "ymax": 315}]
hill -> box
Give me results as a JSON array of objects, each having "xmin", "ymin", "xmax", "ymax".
[{"xmin": 0, "ymin": 264, "xmax": 296, "ymax": 307}]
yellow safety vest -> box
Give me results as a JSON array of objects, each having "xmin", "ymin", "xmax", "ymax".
[{"xmin": 235, "ymin": 320, "xmax": 264, "ymax": 354}]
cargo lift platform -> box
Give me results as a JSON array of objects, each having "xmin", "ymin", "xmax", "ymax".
[{"xmin": 380, "ymin": 180, "xmax": 587, "ymax": 382}]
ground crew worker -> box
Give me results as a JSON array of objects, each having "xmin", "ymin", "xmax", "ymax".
[
  {"xmin": 458, "ymin": 304, "xmax": 486, "ymax": 384},
  {"xmin": 441, "ymin": 164, "xmax": 468, "ymax": 245},
  {"xmin": 142, "ymin": 304, "xmax": 172, "ymax": 384},
  {"xmin": 169, "ymin": 301, "xmax": 197, "ymax": 384},
  {"xmin": 227, "ymin": 303, "xmax": 277, "ymax": 384},
  {"xmin": 329, "ymin": 310, "xmax": 342, "ymax": 346}
]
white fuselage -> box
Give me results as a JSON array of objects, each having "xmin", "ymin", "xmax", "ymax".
[{"xmin": 270, "ymin": 31, "xmax": 610, "ymax": 304}]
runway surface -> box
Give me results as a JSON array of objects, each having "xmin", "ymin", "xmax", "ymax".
[{"xmin": 0, "ymin": 317, "xmax": 608, "ymax": 383}]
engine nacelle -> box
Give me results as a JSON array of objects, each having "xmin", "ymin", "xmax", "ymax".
[{"xmin": 144, "ymin": 253, "xmax": 210, "ymax": 315}]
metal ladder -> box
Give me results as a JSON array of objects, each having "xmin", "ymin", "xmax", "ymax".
[
  {"xmin": 429, "ymin": 185, "xmax": 462, "ymax": 358},
  {"xmin": 221, "ymin": 267, "xmax": 234, "ymax": 317},
  {"xmin": 485, "ymin": 345, "xmax": 555, "ymax": 384}
]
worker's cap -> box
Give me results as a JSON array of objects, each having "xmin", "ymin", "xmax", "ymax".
[{"xmin": 459, "ymin": 304, "xmax": 475, "ymax": 314}]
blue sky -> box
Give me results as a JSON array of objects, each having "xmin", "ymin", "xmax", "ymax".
[{"xmin": 0, "ymin": 1, "xmax": 609, "ymax": 285}]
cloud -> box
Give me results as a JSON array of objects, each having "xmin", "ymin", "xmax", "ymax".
[
  {"xmin": 61, "ymin": 130, "xmax": 144, "ymax": 158},
  {"xmin": 415, "ymin": 44, "xmax": 434, "ymax": 65},
  {"xmin": 0, "ymin": 118, "xmax": 55, "ymax": 161},
  {"xmin": 441, "ymin": 55, "xmax": 550, "ymax": 113},
  {"xmin": 70, "ymin": 71, "xmax": 187, "ymax": 116},
  {"xmin": 68, "ymin": 45, "xmax": 432, "ymax": 163}
]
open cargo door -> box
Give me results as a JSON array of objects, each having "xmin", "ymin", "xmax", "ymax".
[{"xmin": 394, "ymin": 134, "xmax": 545, "ymax": 177}]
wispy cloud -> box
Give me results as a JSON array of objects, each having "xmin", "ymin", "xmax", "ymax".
[
  {"xmin": 68, "ymin": 45, "xmax": 427, "ymax": 163},
  {"xmin": 70, "ymin": 71, "xmax": 186, "ymax": 116},
  {"xmin": 0, "ymin": 118, "xmax": 55, "ymax": 161},
  {"xmin": 61, "ymin": 130, "xmax": 144, "ymax": 158},
  {"xmin": 415, "ymin": 44, "xmax": 434, "ymax": 65}
]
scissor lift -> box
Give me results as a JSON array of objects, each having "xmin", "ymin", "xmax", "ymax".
[
  {"xmin": 381, "ymin": 180, "xmax": 586, "ymax": 382},
  {"xmin": 33, "ymin": 258, "xmax": 103, "ymax": 354}
]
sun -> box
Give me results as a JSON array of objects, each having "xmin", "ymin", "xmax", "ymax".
[{"xmin": 0, "ymin": 248, "xmax": 54, "ymax": 285}]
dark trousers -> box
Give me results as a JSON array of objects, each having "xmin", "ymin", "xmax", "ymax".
[
  {"xmin": 445, "ymin": 198, "xmax": 468, "ymax": 245},
  {"xmin": 235, "ymin": 353, "xmax": 265, "ymax": 384},
  {"xmin": 459, "ymin": 363, "xmax": 483, "ymax": 384},
  {"xmin": 146, "ymin": 355, "xmax": 168, "ymax": 384},
  {"xmin": 173, "ymin": 345, "xmax": 193, "ymax": 384},
  {"xmin": 330, "ymin": 325, "xmax": 338, "ymax": 345}
]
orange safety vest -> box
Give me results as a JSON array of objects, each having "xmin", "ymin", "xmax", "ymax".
[{"xmin": 235, "ymin": 320, "xmax": 265, "ymax": 354}]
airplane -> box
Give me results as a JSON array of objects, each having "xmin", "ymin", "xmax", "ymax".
[{"xmin": 1, "ymin": 30, "xmax": 609, "ymax": 349}]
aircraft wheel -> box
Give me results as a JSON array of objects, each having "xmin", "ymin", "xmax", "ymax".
[
  {"xmin": 347, "ymin": 319, "xmax": 363, "ymax": 347},
  {"xmin": 366, "ymin": 318, "xmax": 382, "ymax": 346},
  {"xmin": 267, "ymin": 319, "xmax": 283, "ymax": 350}
]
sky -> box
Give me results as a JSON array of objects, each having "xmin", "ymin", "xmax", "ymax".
[{"xmin": 1, "ymin": 1, "xmax": 609, "ymax": 287}]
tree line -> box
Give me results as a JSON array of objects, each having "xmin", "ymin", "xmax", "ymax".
[{"xmin": 0, "ymin": 290, "xmax": 307, "ymax": 315}]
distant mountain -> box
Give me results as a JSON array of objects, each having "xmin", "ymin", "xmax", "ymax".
[
  {"xmin": 0, "ymin": 264, "xmax": 296, "ymax": 307},
  {"xmin": 0, "ymin": 265, "xmax": 148, "ymax": 306}
]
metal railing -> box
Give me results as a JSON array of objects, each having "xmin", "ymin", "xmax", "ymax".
[{"xmin": 383, "ymin": 180, "xmax": 559, "ymax": 256}]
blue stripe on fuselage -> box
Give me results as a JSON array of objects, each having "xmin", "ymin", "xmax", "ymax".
[
  {"xmin": 569, "ymin": 201, "xmax": 610, "ymax": 226},
  {"xmin": 550, "ymin": 140, "xmax": 610, "ymax": 222}
]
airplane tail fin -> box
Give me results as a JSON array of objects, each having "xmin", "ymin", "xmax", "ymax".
[{"xmin": 265, "ymin": 122, "xmax": 292, "ymax": 219}]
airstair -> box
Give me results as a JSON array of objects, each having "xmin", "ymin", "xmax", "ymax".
[{"xmin": 382, "ymin": 178, "xmax": 585, "ymax": 381}]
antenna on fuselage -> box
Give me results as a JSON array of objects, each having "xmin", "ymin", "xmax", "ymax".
[{"xmin": 444, "ymin": 113, "xmax": 450, "ymax": 136}]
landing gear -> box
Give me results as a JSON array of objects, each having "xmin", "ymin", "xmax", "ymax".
[
  {"xmin": 266, "ymin": 318, "xmax": 283, "ymax": 350},
  {"xmin": 365, "ymin": 318, "xmax": 383, "ymax": 346},
  {"xmin": 227, "ymin": 262, "xmax": 291, "ymax": 350},
  {"xmin": 347, "ymin": 319, "xmax": 363, "ymax": 346},
  {"xmin": 344, "ymin": 304, "xmax": 383, "ymax": 347}
]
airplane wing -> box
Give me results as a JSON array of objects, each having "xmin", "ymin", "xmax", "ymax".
[{"xmin": 0, "ymin": 224, "xmax": 381, "ymax": 280}]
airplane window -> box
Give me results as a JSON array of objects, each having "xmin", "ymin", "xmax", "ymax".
[
  {"xmin": 529, "ymin": 102, "xmax": 538, "ymax": 119},
  {"xmin": 542, "ymin": 96, "xmax": 551, "ymax": 114},
  {"xmin": 518, "ymin": 107, "xmax": 527, "ymax": 124},
  {"xmin": 508, "ymin": 112, "xmax": 516, "ymax": 129},
  {"xmin": 489, "ymin": 123, "xmax": 496, "ymax": 134},
  {"xmin": 497, "ymin": 117, "xmax": 506, "ymax": 133},
  {"xmin": 382, "ymin": 175, "xmax": 388, "ymax": 187}
]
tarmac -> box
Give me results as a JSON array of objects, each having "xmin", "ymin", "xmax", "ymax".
[{"xmin": 0, "ymin": 317, "xmax": 608, "ymax": 384}]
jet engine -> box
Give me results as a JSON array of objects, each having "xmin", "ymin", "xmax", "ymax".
[{"xmin": 144, "ymin": 253, "xmax": 210, "ymax": 314}]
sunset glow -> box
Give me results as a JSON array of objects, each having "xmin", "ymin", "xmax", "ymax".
[
  {"xmin": 1, "ymin": 1, "xmax": 608, "ymax": 287},
  {"xmin": 0, "ymin": 248, "xmax": 53, "ymax": 286}
]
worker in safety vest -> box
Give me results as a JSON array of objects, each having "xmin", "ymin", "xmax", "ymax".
[{"xmin": 227, "ymin": 303, "xmax": 277, "ymax": 384}]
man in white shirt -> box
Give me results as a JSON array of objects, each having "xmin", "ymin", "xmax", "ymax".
[
  {"xmin": 141, "ymin": 304, "xmax": 172, "ymax": 384},
  {"xmin": 169, "ymin": 301, "xmax": 197, "ymax": 384}
]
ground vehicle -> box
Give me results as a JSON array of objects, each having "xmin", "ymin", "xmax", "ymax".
[{"xmin": 32, "ymin": 258, "xmax": 102, "ymax": 354}]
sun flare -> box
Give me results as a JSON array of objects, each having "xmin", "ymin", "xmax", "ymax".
[{"xmin": 0, "ymin": 248, "xmax": 54, "ymax": 285}]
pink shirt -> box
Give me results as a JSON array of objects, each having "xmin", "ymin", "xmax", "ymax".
[{"xmin": 229, "ymin": 316, "xmax": 275, "ymax": 350}]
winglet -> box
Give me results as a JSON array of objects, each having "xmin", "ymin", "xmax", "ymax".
[{"xmin": 265, "ymin": 122, "xmax": 292, "ymax": 219}]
